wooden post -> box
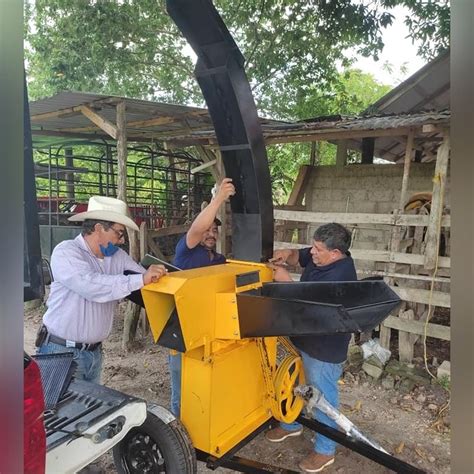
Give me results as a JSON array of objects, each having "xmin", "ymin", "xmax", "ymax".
[
  {"xmin": 399, "ymin": 129, "xmax": 415, "ymax": 210},
  {"xmin": 310, "ymin": 141, "xmax": 318, "ymax": 166},
  {"xmin": 116, "ymin": 101, "xmax": 128, "ymax": 204},
  {"xmin": 381, "ymin": 131, "xmax": 415, "ymax": 353},
  {"xmin": 287, "ymin": 165, "xmax": 311, "ymax": 207},
  {"xmin": 336, "ymin": 140, "xmax": 347, "ymax": 167},
  {"xmin": 398, "ymin": 309, "xmax": 415, "ymax": 363},
  {"xmin": 64, "ymin": 147, "xmax": 75, "ymax": 199},
  {"xmin": 139, "ymin": 221, "xmax": 149, "ymax": 337},
  {"xmin": 361, "ymin": 138, "xmax": 375, "ymax": 164},
  {"xmin": 139, "ymin": 221, "xmax": 147, "ymax": 259},
  {"xmin": 424, "ymin": 133, "xmax": 450, "ymax": 270},
  {"xmin": 116, "ymin": 101, "xmax": 140, "ymax": 349}
]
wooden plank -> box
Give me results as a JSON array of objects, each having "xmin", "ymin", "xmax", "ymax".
[
  {"xmin": 287, "ymin": 165, "xmax": 312, "ymax": 206},
  {"xmin": 32, "ymin": 128, "xmax": 152, "ymax": 143},
  {"xmin": 389, "ymin": 286, "xmax": 450, "ymax": 308},
  {"xmin": 273, "ymin": 209, "xmax": 450, "ymax": 227},
  {"xmin": 148, "ymin": 224, "xmax": 190, "ymax": 238},
  {"xmin": 357, "ymin": 270, "xmax": 450, "ymax": 283},
  {"xmin": 194, "ymin": 147, "xmax": 219, "ymax": 180},
  {"xmin": 398, "ymin": 309, "xmax": 415, "ymax": 363},
  {"xmin": 79, "ymin": 105, "xmax": 118, "ymax": 139},
  {"xmin": 264, "ymin": 126, "xmax": 417, "ymax": 145},
  {"xmin": 424, "ymin": 133, "xmax": 450, "ymax": 270},
  {"xmin": 273, "ymin": 242, "xmax": 451, "ymax": 268},
  {"xmin": 274, "ymin": 204, "xmax": 306, "ymax": 211},
  {"xmin": 382, "ymin": 315, "xmax": 450, "ymax": 341},
  {"xmin": 31, "ymin": 105, "xmax": 83, "ymax": 121},
  {"xmin": 399, "ymin": 129, "xmax": 415, "ymax": 209}
]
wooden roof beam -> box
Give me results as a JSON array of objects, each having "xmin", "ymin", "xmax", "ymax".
[{"xmin": 79, "ymin": 105, "xmax": 118, "ymax": 139}]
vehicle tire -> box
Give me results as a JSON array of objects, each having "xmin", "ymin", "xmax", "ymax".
[{"xmin": 113, "ymin": 405, "xmax": 196, "ymax": 474}]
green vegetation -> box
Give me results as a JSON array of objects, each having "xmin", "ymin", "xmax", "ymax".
[{"xmin": 25, "ymin": 0, "xmax": 449, "ymax": 202}]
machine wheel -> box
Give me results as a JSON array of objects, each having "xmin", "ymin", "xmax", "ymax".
[
  {"xmin": 113, "ymin": 407, "xmax": 196, "ymax": 474},
  {"xmin": 273, "ymin": 355, "xmax": 306, "ymax": 424}
]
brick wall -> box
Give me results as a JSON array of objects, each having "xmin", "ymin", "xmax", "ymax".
[{"xmin": 304, "ymin": 162, "xmax": 450, "ymax": 272}]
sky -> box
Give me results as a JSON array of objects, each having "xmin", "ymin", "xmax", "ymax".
[{"xmin": 352, "ymin": 5, "xmax": 426, "ymax": 87}]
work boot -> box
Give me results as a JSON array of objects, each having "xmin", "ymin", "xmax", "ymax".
[
  {"xmin": 298, "ymin": 452, "xmax": 335, "ymax": 473},
  {"xmin": 265, "ymin": 426, "xmax": 303, "ymax": 442}
]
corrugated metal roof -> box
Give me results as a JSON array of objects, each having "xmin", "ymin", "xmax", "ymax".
[
  {"xmin": 30, "ymin": 91, "xmax": 281, "ymax": 144},
  {"xmin": 30, "ymin": 90, "xmax": 450, "ymax": 163},
  {"xmin": 365, "ymin": 49, "xmax": 450, "ymax": 114}
]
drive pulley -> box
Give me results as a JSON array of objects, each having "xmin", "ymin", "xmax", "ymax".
[{"xmin": 257, "ymin": 337, "xmax": 306, "ymax": 424}]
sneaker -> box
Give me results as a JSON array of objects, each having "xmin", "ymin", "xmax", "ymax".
[
  {"xmin": 265, "ymin": 426, "xmax": 303, "ymax": 442},
  {"xmin": 298, "ymin": 452, "xmax": 335, "ymax": 473}
]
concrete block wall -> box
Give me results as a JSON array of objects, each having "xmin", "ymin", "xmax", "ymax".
[{"xmin": 304, "ymin": 162, "xmax": 450, "ymax": 272}]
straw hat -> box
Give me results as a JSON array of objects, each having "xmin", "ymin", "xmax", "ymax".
[{"xmin": 68, "ymin": 196, "xmax": 139, "ymax": 231}]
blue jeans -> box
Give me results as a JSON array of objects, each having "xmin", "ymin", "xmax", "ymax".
[
  {"xmin": 37, "ymin": 341, "xmax": 103, "ymax": 384},
  {"xmin": 169, "ymin": 352, "xmax": 182, "ymax": 417},
  {"xmin": 281, "ymin": 351, "xmax": 343, "ymax": 456}
]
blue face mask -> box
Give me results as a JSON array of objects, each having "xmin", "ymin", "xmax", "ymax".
[{"xmin": 100, "ymin": 242, "xmax": 120, "ymax": 257}]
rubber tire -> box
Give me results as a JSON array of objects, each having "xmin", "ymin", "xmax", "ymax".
[{"xmin": 113, "ymin": 408, "xmax": 196, "ymax": 474}]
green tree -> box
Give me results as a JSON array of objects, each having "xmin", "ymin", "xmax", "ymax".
[
  {"xmin": 382, "ymin": 0, "xmax": 449, "ymax": 60},
  {"xmin": 25, "ymin": 0, "xmax": 446, "ymax": 106}
]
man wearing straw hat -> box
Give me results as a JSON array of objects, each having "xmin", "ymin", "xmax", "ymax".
[{"xmin": 36, "ymin": 196, "xmax": 167, "ymax": 383}]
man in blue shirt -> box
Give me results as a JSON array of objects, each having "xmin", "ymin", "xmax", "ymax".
[
  {"xmin": 169, "ymin": 177, "xmax": 235, "ymax": 416},
  {"xmin": 265, "ymin": 223, "xmax": 357, "ymax": 473}
]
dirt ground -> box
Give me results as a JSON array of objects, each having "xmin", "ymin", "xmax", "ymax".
[{"xmin": 25, "ymin": 302, "xmax": 451, "ymax": 474}]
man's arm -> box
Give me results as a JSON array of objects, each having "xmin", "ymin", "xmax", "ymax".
[
  {"xmin": 270, "ymin": 248, "xmax": 300, "ymax": 266},
  {"xmin": 122, "ymin": 253, "xmax": 167, "ymax": 284},
  {"xmin": 51, "ymin": 247, "xmax": 166, "ymax": 303},
  {"xmin": 186, "ymin": 177, "xmax": 235, "ymax": 249}
]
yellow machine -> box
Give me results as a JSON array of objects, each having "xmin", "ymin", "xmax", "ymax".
[{"xmin": 141, "ymin": 261, "xmax": 305, "ymax": 457}]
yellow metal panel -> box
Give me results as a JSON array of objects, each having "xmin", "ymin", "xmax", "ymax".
[
  {"xmin": 141, "ymin": 287, "xmax": 176, "ymax": 343},
  {"xmin": 179, "ymin": 347, "xmax": 212, "ymax": 451},
  {"xmin": 181, "ymin": 340, "xmax": 274, "ymax": 456},
  {"xmin": 215, "ymin": 292, "xmax": 240, "ymax": 339}
]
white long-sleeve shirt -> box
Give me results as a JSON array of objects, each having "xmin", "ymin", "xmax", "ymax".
[{"xmin": 43, "ymin": 234, "xmax": 146, "ymax": 343}]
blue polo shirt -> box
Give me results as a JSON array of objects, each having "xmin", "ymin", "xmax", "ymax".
[
  {"xmin": 173, "ymin": 235, "xmax": 226, "ymax": 270},
  {"xmin": 290, "ymin": 247, "xmax": 357, "ymax": 364}
]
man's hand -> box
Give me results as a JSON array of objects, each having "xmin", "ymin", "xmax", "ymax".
[
  {"xmin": 214, "ymin": 177, "xmax": 235, "ymax": 204},
  {"xmin": 269, "ymin": 248, "xmax": 300, "ymax": 267},
  {"xmin": 272, "ymin": 266, "xmax": 292, "ymax": 282},
  {"xmin": 143, "ymin": 264, "xmax": 167, "ymax": 285},
  {"xmin": 269, "ymin": 249, "xmax": 293, "ymax": 264}
]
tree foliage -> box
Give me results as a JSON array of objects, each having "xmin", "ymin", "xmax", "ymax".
[
  {"xmin": 382, "ymin": 0, "xmax": 449, "ymax": 60},
  {"xmin": 26, "ymin": 0, "xmax": 449, "ymax": 116},
  {"xmin": 25, "ymin": 0, "xmax": 449, "ymax": 204}
]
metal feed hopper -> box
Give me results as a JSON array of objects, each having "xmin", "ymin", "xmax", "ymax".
[{"xmin": 141, "ymin": 261, "xmax": 401, "ymax": 458}]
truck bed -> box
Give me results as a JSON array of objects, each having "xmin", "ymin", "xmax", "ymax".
[{"xmin": 44, "ymin": 378, "xmax": 147, "ymax": 473}]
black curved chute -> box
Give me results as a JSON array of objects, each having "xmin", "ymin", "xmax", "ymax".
[{"xmin": 166, "ymin": 0, "xmax": 273, "ymax": 262}]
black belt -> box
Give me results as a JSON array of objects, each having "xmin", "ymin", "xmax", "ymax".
[{"xmin": 47, "ymin": 331, "xmax": 102, "ymax": 352}]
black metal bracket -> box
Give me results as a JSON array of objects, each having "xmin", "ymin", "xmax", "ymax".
[
  {"xmin": 296, "ymin": 415, "xmax": 426, "ymax": 474},
  {"xmin": 195, "ymin": 419, "xmax": 299, "ymax": 473}
]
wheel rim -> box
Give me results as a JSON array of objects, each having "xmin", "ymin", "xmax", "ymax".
[{"xmin": 121, "ymin": 431, "xmax": 166, "ymax": 473}]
